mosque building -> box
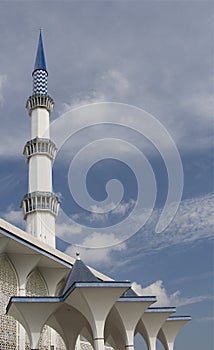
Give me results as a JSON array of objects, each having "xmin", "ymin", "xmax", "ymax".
[{"xmin": 0, "ymin": 32, "xmax": 190, "ymax": 350}]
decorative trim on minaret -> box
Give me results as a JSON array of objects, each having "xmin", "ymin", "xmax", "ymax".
[
  {"xmin": 21, "ymin": 32, "xmax": 59, "ymax": 247},
  {"xmin": 26, "ymin": 94, "xmax": 54, "ymax": 114},
  {"xmin": 33, "ymin": 70, "xmax": 48, "ymax": 95},
  {"xmin": 23, "ymin": 137, "xmax": 57, "ymax": 162},
  {"xmin": 21, "ymin": 192, "xmax": 60, "ymax": 219}
]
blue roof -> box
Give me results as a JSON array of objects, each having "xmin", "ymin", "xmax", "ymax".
[
  {"xmin": 62, "ymin": 257, "xmax": 100, "ymax": 294},
  {"xmin": 122, "ymin": 287, "xmax": 138, "ymax": 297},
  {"xmin": 34, "ymin": 31, "xmax": 47, "ymax": 72}
]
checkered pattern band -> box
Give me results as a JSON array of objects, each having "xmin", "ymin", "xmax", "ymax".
[{"xmin": 33, "ymin": 69, "xmax": 48, "ymax": 95}]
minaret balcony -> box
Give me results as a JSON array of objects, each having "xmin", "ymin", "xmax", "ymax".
[
  {"xmin": 26, "ymin": 94, "xmax": 54, "ymax": 114},
  {"xmin": 23, "ymin": 137, "xmax": 57, "ymax": 162},
  {"xmin": 21, "ymin": 191, "xmax": 60, "ymax": 219}
]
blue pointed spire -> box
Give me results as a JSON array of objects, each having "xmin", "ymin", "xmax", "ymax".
[
  {"xmin": 32, "ymin": 31, "xmax": 48, "ymax": 95},
  {"xmin": 34, "ymin": 31, "xmax": 47, "ymax": 72}
]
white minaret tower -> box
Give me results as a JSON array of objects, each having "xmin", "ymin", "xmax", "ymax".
[{"xmin": 21, "ymin": 32, "xmax": 59, "ymax": 248}]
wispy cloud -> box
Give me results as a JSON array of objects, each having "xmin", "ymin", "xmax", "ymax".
[
  {"xmin": 195, "ymin": 316, "xmax": 214, "ymax": 323},
  {"xmin": 57, "ymin": 193, "xmax": 213, "ymax": 267},
  {"xmin": 125, "ymin": 193, "xmax": 214, "ymax": 258},
  {"xmin": 55, "ymin": 191, "xmax": 214, "ymax": 267},
  {"xmin": 170, "ymin": 271, "xmax": 214, "ymax": 286}
]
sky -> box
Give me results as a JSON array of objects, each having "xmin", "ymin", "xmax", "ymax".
[{"xmin": 0, "ymin": 1, "xmax": 213, "ymax": 349}]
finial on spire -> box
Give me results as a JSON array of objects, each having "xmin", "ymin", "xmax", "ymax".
[
  {"xmin": 34, "ymin": 30, "xmax": 47, "ymax": 72},
  {"xmin": 76, "ymin": 252, "xmax": 81, "ymax": 260}
]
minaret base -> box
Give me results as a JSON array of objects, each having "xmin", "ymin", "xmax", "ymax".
[{"xmin": 26, "ymin": 211, "xmax": 56, "ymax": 248}]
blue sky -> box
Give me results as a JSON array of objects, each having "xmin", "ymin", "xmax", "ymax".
[{"xmin": 0, "ymin": 1, "xmax": 213, "ymax": 349}]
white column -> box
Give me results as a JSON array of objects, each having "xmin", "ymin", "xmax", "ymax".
[
  {"xmin": 31, "ymin": 107, "xmax": 50, "ymax": 139},
  {"xmin": 115, "ymin": 299, "xmax": 155, "ymax": 350},
  {"xmin": 157, "ymin": 318, "xmax": 191, "ymax": 350},
  {"xmin": 19, "ymin": 283, "xmax": 26, "ymax": 350},
  {"xmin": 50, "ymin": 328, "xmax": 56, "ymax": 350},
  {"xmin": 93, "ymin": 338, "xmax": 105, "ymax": 350},
  {"xmin": 29, "ymin": 155, "xmax": 52, "ymax": 193},
  {"xmin": 148, "ymin": 338, "xmax": 156, "ymax": 350}
]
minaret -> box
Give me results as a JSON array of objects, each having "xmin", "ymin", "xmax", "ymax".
[{"xmin": 21, "ymin": 32, "xmax": 59, "ymax": 248}]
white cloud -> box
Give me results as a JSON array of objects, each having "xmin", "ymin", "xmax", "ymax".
[
  {"xmin": 132, "ymin": 280, "xmax": 180, "ymax": 307},
  {"xmin": 61, "ymin": 91, "xmax": 106, "ymax": 113},
  {"xmin": 57, "ymin": 199, "xmax": 135, "ymax": 230},
  {"xmin": 81, "ymin": 231, "xmax": 126, "ymax": 249},
  {"xmin": 2, "ymin": 207, "xmax": 24, "ymax": 227},
  {"xmin": 100, "ymin": 69, "xmax": 129, "ymax": 94},
  {"xmin": 88, "ymin": 200, "xmax": 135, "ymax": 222},
  {"xmin": 113, "ymin": 199, "xmax": 135, "ymax": 215},
  {"xmin": 59, "ymin": 69, "xmax": 129, "ymax": 114},
  {"xmin": 65, "ymin": 232, "xmax": 126, "ymax": 265},
  {"xmin": 132, "ymin": 280, "xmax": 213, "ymax": 307},
  {"xmin": 56, "ymin": 222, "xmax": 82, "ymax": 238}
]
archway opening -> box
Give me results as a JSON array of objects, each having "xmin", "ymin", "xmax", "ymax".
[
  {"xmin": 156, "ymin": 338, "xmax": 166, "ymax": 350},
  {"xmin": 25, "ymin": 269, "xmax": 66, "ymax": 350},
  {"xmin": 134, "ymin": 333, "xmax": 148, "ymax": 350}
]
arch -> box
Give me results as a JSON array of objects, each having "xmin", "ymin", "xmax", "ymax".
[
  {"xmin": 55, "ymin": 329, "xmax": 67, "ymax": 350},
  {"xmin": 25, "ymin": 269, "xmax": 66, "ymax": 350},
  {"xmin": 26, "ymin": 268, "xmax": 49, "ymax": 296},
  {"xmin": 0, "ymin": 254, "xmax": 19, "ymax": 350},
  {"xmin": 157, "ymin": 328, "xmax": 169, "ymax": 350},
  {"xmin": 81, "ymin": 326, "xmax": 94, "ymax": 347},
  {"xmin": 80, "ymin": 338, "xmax": 94, "ymax": 350},
  {"xmin": 25, "ymin": 269, "xmax": 50, "ymax": 349},
  {"xmin": 156, "ymin": 338, "xmax": 167, "ymax": 350},
  {"xmin": 105, "ymin": 306, "xmax": 127, "ymax": 350},
  {"xmin": 135, "ymin": 319, "xmax": 150, "ymax": 350},
  {"xmin": 134, "ymin": 333, "xmax": 148, "ymax": 350},
  {"xmin": 47, "ymin": 303, "xmax": 94, "ymax": 350}
]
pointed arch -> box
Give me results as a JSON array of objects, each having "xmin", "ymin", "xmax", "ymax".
[
  {"xmin": 25, "ymin": 269, "xmax": 51, "ymax": 349},
  {"xmin": 134, "ymin": 333, "xmax": 148, "ymax": 350},
  {"xmin": 26, "ymin": 268, "xmax": 49, "ymax": 296},
  {"xmin": 0, "ymin": 254, "xmax": 19, "ymax": 350},
  {"xmin": 156, "ymin": 338, "xmax": 167, "ymax": 350},
  {"xmin": 105, "ymin": 306, "xmax": 127, "ymax": 350},
  {"xmin": 25, "ymin": 269, "xmax": 66, "ymax": 350}
]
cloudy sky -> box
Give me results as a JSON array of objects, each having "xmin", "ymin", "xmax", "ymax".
[{"xmin": 0, "ymin": 1, "xmax": 213, "ymax": 349}]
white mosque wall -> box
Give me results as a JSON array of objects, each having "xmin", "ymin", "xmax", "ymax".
[
  {"xmin": 0, "ymin": 255, "xmax": 18, "ymax": 350},
  {"xmin": 0, "ymin": 254, "xmax": 66, "ymax": 350}
]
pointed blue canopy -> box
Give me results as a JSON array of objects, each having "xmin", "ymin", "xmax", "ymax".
[
  {"xmin": 34, "ymin": 31, "xmax": 47, "ymax": 72},
  {"xmin": 62, "ymin": 257, "xmax": 100, "ymax": 295}
]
